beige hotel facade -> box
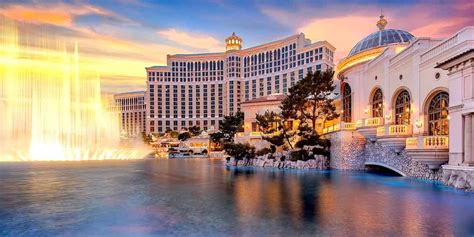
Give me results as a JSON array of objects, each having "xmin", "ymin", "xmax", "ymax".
[{"xmin": 145, "ymin": 33, "xmax": 335, "ymax": 133}]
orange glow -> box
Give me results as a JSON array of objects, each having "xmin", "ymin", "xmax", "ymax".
[
  {"xmin": 0, "ymin": 17, "xmax": 150, "ymax": 161},
  {"xmin": 0, "ymin": 5, "xmax": 73, "ymax": 26}
]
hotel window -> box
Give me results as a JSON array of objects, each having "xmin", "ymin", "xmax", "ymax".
[
  {"xmin": 371, "ymin": 88, "xmax": 384, "ymax": 118},
  {"xmin": 252, "ymin": 79, "xmax": 257, "ymax": 98},
  {"xmin": 342, "ymin": 83, "xmax": 352, "ymax": 122},
  {"xmin": 282, "ymin": 74, "xmax": 288, "ymax": 94},
  {"xmin": 290, "ymin": 72, "xmax": 295, "ymax": 87},
  {"xmin": 266, "ymin": 77, "xmax": 272, "ymax": 95},
  {"xmin": 245, "ymin": 81, "xmax": 249, "ymax": 101},
  {"xmin": 275, "ymin": 75, "xmax": 280, "ymax": 93},
  {"xmin": 394, "ymin": 90, "xmax": 411, "ymax": 125},
  {"xmin": 259, "ymin": 78, "xmax": 264, "ymax": 97},
  {"xmin": 298, "ymin": 69, "xmax": 304, "ymax": 80},
  {"xmin": 428, "ymin": 92, "xmax": 449, "ymax": 135}
]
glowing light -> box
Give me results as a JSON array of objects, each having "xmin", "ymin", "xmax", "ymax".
[{"xmin": 0, "ymin": 17, "xmax": 150, "ymax": 161}]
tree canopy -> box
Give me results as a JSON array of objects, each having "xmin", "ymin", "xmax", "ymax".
[
  {"xmin": 218, "ymin": 111, "xmax": 244, "ymax": 143},
  {"xmin": 281, "ymin": 70, "xmax": 338, "ymax": 135},
  {"xmin": 178, "ymin": 132, "xmax": 191, "ymax": 141}
]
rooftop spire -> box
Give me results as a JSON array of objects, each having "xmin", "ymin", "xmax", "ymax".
[{"xmin": 376, "ymin": 11, "xmax": 388, "ymax": 31}]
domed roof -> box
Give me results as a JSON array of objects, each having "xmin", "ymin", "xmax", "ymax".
[{"xmin": 348, "ymin": 15, "xmax": 414, "ymax": 57}]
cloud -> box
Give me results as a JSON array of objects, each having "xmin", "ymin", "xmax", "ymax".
[
  {"xmin": 298, "ymin": 16, "xmax": 377, "ymax": 61},
  {"xmin": 157, "ymin": 28, "xmax": 224, "ymax": 52},
  {"xmin": 0, "ymin": 3, "xmax": 120, "ymax": 27},
  {"xmin": 262, "ymin": 2, "xmax": 474, "ymax": 61}
]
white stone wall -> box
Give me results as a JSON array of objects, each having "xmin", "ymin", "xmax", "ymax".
[{"xmin": 327, "ymin": 130, "xmax": 366, "ymax": 170}]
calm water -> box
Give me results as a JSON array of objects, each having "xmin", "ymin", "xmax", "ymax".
[{"xmin": 0, "ymin": 159, "xmax": 473, "ymax": 236}]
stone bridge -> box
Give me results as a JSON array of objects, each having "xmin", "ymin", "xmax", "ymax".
[
  {"xmin": 327, "ymin": 130, "xmax": 441, "ymax": 180},
  {"xmin": 363, "ymin": 142, "xmax": 440, "ymax": 179}
]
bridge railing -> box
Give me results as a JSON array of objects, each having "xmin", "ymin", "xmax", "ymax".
[
  {"xmin": 356, "ymin": 117, "xmax": 384, "ymax": 128},
  {"xmin": 406, "ymin": 135, "xmax": 449, "ymax": 150},
  {"xmin": 322, "ymin": 122, "xmax": 355, "ymax": 134},
  {"xmin": 376, "ymin": 124, "xmax": 413, "ymax": 137}
]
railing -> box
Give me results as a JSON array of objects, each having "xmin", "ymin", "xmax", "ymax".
[
  {"xmin": 366, "ymin": 117, "xmax": 383, "ymax": 127},
  {"xmin": 406, "ymin": 136, "xmax": 449, "ymax": 149},
  {"xmin": 250, "ymin": 132, "xmax": 262, "ymax": 137},
  {"xmin": 323, "ymin": 122, "xmax": 355, "ymax": 134},
  {"xmin": 377, "ymin": 124, "xmax": 413, "ymax": 137},
  {"xmin": 356, "ymin": 117, "xmax": 384, "ymax": 128},
  {"xmin": 376, "ymin": 127, "xmax": 385, "ymax": 136}
]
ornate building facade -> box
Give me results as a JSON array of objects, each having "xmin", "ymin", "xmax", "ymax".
[
  {"xmin": 323, "ymin": 15, "xmax": 473, "ymax": 188},
  {"xmin": 145, "ymin": 33, "xmax": 335, "ymax": 133}
]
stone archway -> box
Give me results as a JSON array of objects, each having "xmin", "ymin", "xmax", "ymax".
[{"xmin": 364, "ymin": 162, "xmax": 406, "ymax": 176}]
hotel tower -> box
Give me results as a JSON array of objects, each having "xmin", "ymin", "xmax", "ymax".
[{"xmin": 145, "ymin": 33, "xmax": 335, "ymax": 133}]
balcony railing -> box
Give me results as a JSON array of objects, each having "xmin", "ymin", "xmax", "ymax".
[
  {"xmin": 376, "ymin": 124, "xmax": 413, "ymax": 137},
  {"xmin": 323, "ymin": 122, "xmax": 355, "ymax": 134},
  {"xmin": 356, "ymin": 117, "xmax": 384, "ymax": 128},
  {"xmin": 406, "ymin": 136, "xmax": 449, "ymax": 150},
  {"xmin": 366, "ymin": 117, "xmax": 384, "ymax": 127},
  {"xmin": 250, "ymin": 132, "xmax": 263, "ymax": 137}
]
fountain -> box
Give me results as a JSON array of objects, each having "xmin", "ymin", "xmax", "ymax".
[{"xmin": 0, "ymin": 17, "xmax": 150, "ymax": 161}]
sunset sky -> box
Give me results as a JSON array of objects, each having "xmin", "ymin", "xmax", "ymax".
[{"xmin": 1, "ymin": 0, "xmax": 473, "ymax": 93}]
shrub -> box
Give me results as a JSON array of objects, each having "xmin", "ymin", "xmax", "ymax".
[
  {"xmin": 223, "ymin": 142, "xmax": 255, "ymax": 160},
  {"xmin": 290, "ymin": 149, "xmax": 311, "ymax": 161},
  {"xmin": 256, "ymin": 147, "xmax": 272, "ymax": 156},
  {"xmin": 312, "ymin": 147, "xmax": 329, "ymax": 157}
]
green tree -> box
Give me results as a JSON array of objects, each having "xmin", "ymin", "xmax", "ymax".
[
  {"xmin": 281, "ymin": 70, "xmax": 338, "ymax": 135},
  {"xmin": 178, "ymin": 132, "xmax": 191, "ymax": 141},
  {"xmin": 209, "ymin": 132, "xmax": 225, "ymax": 149},
  {"xmin": 223, "ymin": 142, "xmax": 255, "ymax": 160},
  {"xmin": 219, "ymin": 111, "xmax": 244, "ymax": 142},
  {"xmin": 255, "ymin": 110, "xmax": 295, "ymax": 149},
  {"xmin": 188, "ymin": 126, "xmax": 201, "ymax": 136},
  {"xmin": 165, "ymin": 129, "xmax": 179, "ymax": 138}
]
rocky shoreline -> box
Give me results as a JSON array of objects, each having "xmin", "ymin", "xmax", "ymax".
[{"xmin": 226, "ymin": 152, "xmax": 329, "ymax": 169}]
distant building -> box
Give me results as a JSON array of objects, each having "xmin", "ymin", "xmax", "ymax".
[
  {"xmin": 145, "ymin": 32, "xmax": 335, "ymax": 134},
  {"xmin": 114, "ymin": 91, "xmax": 146, "ymax": 138}
]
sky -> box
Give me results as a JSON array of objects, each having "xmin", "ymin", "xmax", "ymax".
[{"xmin": 1, "ymin": 0, "xmax": 473, "ymax": 93}]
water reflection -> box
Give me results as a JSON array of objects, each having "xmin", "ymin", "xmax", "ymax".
[{"xmin": 0, "ymin": 159, "xmax": 473, "ymax": 236}]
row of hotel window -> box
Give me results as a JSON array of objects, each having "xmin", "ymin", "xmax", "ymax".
[
  {"xmin": 147, "ymin": 46, "xmax": 333, "ymax": 81},
  {"xmin": 116, "ymin": 104, "xmax": 145, "ymax": 111},
  {"xmin": 116, "ymin": 98, "xmax": 144, "ymax": 106},
  {"xmin": 147, "ymin": 62, "xmax": 325, "ymax": 84},
  {"xmin": 149, "ymin": 119, "xmax": 220, "ymax": 133},
  {"xmin": 148, "ymin": 84, "xmax": 224, "ymax": 119}
]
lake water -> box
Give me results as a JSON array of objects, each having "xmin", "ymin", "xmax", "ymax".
[{"xmin": 0, "ymin": 159, "xmax": 473, "ymax": 236}]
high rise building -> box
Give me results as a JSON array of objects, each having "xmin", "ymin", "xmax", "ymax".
[
  {"xmin": 114, "ymin": 91, "xmax": 146, "ymax": 138},
  {"xmin": 145, "ymin": 33, "xmax": 335, "ymax": 133}
]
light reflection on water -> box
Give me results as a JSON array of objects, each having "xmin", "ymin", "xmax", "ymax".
[{"xmin": 0, "ymin": 159, "xmax": 473, "ymax": 236}]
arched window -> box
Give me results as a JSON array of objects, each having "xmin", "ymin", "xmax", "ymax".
[
  {"xmin": 428, "ymin": 92, "xmax": 449, "ymax": 135},
  {"xmin": 342, "ymin": 83, "xmax": 352, "ymax": 122},
  {"xmin": 372, "ymin": 88, "xmax": 383, "ymax": 117},
  {"xmin": 394, "ymin": 90, "xmax": 411, "ymax": 125}
]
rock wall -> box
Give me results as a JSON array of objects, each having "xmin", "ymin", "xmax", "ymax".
[
  {"xmin": 227, "ymin": 153, "xmax": 329, "ymax": 170},
  {"xmin": 442, "ymin": 166, "xmax": 474, "ymax": 191},
  {"xmin": 325, "ymin": 130, "xmax": 441, "ymax": 180},
  {"xmin": 364, "ymin": 142, "xmax": 442, "ymax": 180},
  {"xmin": 326, "ymin": 131, "xmax": 366, "ymax": 170}
]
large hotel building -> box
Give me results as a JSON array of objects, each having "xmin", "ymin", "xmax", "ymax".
[{"xmin": 145, "ymin": 33, "xmax": 335, "ymax": 133}]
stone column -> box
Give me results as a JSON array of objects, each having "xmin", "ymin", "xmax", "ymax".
[{"xmin": 463, "ymin": 114, "xmax": 474, "ymax": 166}]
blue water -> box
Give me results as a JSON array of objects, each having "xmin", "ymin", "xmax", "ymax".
[{"xmin": 0, "ymin": 159, "xmax": 473, "ymax": 236}]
